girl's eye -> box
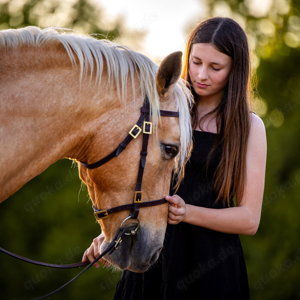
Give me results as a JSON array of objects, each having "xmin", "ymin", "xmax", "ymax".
[
  {"xmin": 212, "ymin": 67, "xmax": 221, "ymax": 71},
  {"xmin": 164, "ymin": 145, "xmax": 179, "ymax": 159},
  {"xmin": 193, "ymin": 61, "xmax": 201, "ymax": 65}
]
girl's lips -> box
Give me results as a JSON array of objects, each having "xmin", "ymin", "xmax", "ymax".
[{"xmin": 196, "ymin": 82, "xmax": 209, "ymax": 88}]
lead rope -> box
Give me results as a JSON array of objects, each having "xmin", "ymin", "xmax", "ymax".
[
  {"xmin": 0, "ymin": 246, "xmax": 89, "ymax": 268},
  {"xmin": 33, "ymin": 227, "xmax": 126, "ymax": 300}
]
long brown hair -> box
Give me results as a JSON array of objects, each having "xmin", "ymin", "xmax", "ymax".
[{"xmin": 182, "ymin": 17, "xmax": 252, "ymax": 206}]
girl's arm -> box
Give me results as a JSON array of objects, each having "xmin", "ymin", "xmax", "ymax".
[{"xmin": 167, "ymin": 113, "xmax": 267, "ymax": 236}]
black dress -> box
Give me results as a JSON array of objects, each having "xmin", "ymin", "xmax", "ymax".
[{"xmin": 114, "ymin": 130, "xmax": 250, "ymax": 300}]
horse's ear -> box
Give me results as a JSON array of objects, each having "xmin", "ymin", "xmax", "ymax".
[{"xmin": 156, "ymin": 51, "xmax": 182, "ymax": 98}]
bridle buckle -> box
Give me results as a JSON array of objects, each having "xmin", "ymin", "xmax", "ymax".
[
  {"xmin": 94, "ymin": 209, "xmax": 109, "ymax": 220},
  {"xmin": 143, "ymin": 121, "xmax": 152, "ymax": 134},
  {"xmin": 114, "ymin": 237, "xmax": 123, "ymax": 250},
  {"xmin": 129, "ymin": 124, "xmax": 142, "ymax": 138},
  {"xmin": 134, "ymin": 191, "xmax": 143, "ymax": 203}
]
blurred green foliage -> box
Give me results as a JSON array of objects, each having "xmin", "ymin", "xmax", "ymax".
[
  {"xmin": 1, "ymin": 0, "xmax": 300, "ymax": 299},
  {"xmin": 0, "ymin": 0, "xmax": 122, "ymax": 39}
]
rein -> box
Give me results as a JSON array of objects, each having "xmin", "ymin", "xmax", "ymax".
[
  {"xmin": 33, "ymin": 226, "xmax": 127, "ymax": 300},
  {"xmin": 0, "ymin": 95, "xmax": 179, "ymax": 299}
]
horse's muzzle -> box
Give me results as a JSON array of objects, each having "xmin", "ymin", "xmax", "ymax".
[{"xmin": 101, "ymin": 225, "xmax": 165, "ymax": 272}]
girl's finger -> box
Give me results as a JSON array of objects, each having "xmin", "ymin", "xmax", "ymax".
[
  {"xmin": 100, "ymin": 258, "xmax": 110, "ymax": 267},
  {"xmin": 165, "ymin": 195, "xmax": 179, "ymax": 204},
  {"xmin": 169, "ymin": 212, "xmax": 181, "ymax": 221},
  {"xmin": 86, "ymin": 246, "xmax": 100, "ymax": 269},
  {"xmin": 168, "ymin": 205, "xmax": 180, "ymax": 214}
]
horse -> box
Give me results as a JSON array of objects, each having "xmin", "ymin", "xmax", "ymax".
[{"xmin": 0, "ymin": 26, "xmax": 192, "ymax": 273}]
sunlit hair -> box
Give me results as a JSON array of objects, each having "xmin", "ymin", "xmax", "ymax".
[
  {"xmin": 0, "ymin": 26, "xmax": 192, "ymax": 179},
  {"xmin": 182, "ymin": 17, "xmax": 252, "ymax": 206}
]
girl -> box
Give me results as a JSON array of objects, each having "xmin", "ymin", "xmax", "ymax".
[{"xmin": 83, "ymin": 17, "xmax": 267, "ymax": 299}]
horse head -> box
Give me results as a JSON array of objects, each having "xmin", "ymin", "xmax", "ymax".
[{"xmin": 78, "ymin": 52, "xmax": 192, "ymax": 272}]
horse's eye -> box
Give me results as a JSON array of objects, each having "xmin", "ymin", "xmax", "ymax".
[{"xmin": 164, "ymin": 145, "xmax": 179, "ymax": 158}]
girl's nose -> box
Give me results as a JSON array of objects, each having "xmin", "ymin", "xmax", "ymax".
[{"xmin": 197, "ymin": 66, "xmax": 208, "ymax": 80}]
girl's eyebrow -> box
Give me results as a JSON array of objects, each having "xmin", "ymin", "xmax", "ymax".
[{"xmin": 192, "ymin": 55, "xmax": 224, "ymax": 66}]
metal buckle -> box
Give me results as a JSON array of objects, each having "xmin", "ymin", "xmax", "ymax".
[
  {"xmin": 143, "ymin": 121, "xmax": 152, "ymax": 134},
  {"xmin": 129, "ymin": 124, "xmax": 142, "ymax": 138},
  {"xmin": 134, "ymin": 191, "xmax": 143, "ymax": 203},
  {"xmin": 114, "ymin": 237, "xmax": 123, "ymax": 250},
  {"xmin": 94, "ymin": 210, "xmax": 108, "ymax": 220}
]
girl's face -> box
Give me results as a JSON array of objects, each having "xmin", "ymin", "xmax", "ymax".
[{"xmin": 188, "ymin": 43, "xmax": 232, "ymax": 101}]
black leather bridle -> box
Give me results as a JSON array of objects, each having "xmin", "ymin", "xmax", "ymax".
[
  {"xmin": 81, "ymin": 95, "xmax": 179, "ymax": 222},
  {"xmin": 0, "ymin": 95, "xmax": 180, "ymax": 299}
]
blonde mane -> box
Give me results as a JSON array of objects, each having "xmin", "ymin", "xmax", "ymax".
[{"xmin": 0, "ymin": 26, "xmax": 192, "ymax": 177}]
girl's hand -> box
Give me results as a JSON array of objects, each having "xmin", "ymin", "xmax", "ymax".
[
  {"xmin": 165, "ymin": 195, "xmax": 187, "ymax": 225},
  {"xmin": 82, "ymin": 232, "xmax": 110, "ymax": 268}
]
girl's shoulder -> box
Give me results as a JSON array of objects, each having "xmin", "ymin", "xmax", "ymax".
[
  {"xmin": 249, "ymin": 111, "xmax": 266, "ymax": 140},
  {"xmin": 250, "ymin": 110, "xmax": 265, "ymax": 128}
]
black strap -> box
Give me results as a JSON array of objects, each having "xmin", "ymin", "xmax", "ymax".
[
  {"xmin": 93, "ymin": 198, "xmax": 167, "ymax": 219},
  {"xmin": 140, "ymin": 108, "xmax": 179, "ymax": 117},
  {"xmin": 0, "ymin": 247, "xmax": 89, "ymax": 269},
  {"xmin": 130, "ymin": 99, "xmax": 151, "ymax": 218},
  {"xmin": 160, "ymin": 110, "xmax": 179, "ymax": 117},
  {"xmin": 80, "ymin": 105, "xmax": 179, "ymax": 170},
  {"xmin": 80, "ymin": 112, "xmax": 146, "ymax": 169}
]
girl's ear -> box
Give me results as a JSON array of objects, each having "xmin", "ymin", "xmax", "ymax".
[{"xmin": 156, "ymin": 51, "xmax": 182, "ymax": 98}]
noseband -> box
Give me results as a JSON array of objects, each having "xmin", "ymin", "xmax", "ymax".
[{"xmin": 80, "ymin": 95, "xmax": 179, "ymax": 225}]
